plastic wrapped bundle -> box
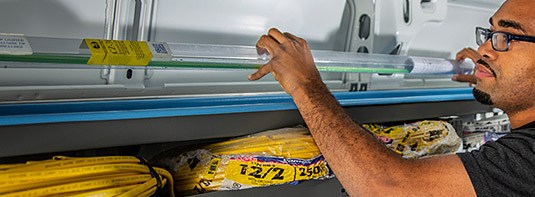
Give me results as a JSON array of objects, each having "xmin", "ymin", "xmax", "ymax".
[
  {"xmin": 363, "ymin": 120, "xmax": 461, "ymax": 158},
  {"xmin": 157, "ymin": 127, "xmax": 332, "ymax": 196}
]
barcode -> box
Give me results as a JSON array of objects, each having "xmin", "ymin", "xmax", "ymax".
[{"xmin": 151, "ymin": 43, "xmax": 168, "ymax": 54}]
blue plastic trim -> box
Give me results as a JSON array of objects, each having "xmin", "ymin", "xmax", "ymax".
[{"xmin": 0, "ymin": 87, "xmax": 474, "ymax": 126}]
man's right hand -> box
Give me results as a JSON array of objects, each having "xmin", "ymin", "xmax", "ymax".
[
  {"xmin": 452, "ymin": 48, "xmax": 480, "ymax": 85},
  {"xmin": 248, "ymin": 28, "xmax": 324, "ymax": 96}
]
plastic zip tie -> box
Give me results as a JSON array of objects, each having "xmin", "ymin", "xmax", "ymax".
[{"xmin": 137, "ymin": 156, "xmax": 163, "ymax": 195}]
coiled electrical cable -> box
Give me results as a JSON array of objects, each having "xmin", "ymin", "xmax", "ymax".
[{"xmin": 0, "ymin": 156, "xmax": 174, "ymax": 197}]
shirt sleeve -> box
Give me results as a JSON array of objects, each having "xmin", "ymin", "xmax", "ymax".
[{"xmin": 457, "ymin": 129, "xmax": 535, "ymax": 196}]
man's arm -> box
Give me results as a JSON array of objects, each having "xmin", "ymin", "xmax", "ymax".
[{"xmin": 249, "ymin": 28, "xmax": 476, "ymax": 196}]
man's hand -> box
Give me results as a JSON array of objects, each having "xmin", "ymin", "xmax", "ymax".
[
  {"xmin": 452, "ymin": 48, "xmax": 480, "ymax": 85},
  {"xmin": 248, "ymin": 28, "xmax": 323, "ymax": 95}
]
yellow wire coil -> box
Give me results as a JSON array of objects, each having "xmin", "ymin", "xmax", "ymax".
[
  {"xmin": 159, "ymin": 127, "xmax": 329, "ymax": 196},
  {"xmin": 0, "ymin": 156, "xmax": 174, "ymax": 197}
]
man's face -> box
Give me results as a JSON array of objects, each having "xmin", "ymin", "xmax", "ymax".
[{"xmin": 474, "ymin": 0, "xmax": 535, "ymax": 114}]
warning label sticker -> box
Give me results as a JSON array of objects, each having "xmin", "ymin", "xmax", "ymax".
[{"xmin": 84, "ymin": 39, "xmax": 152, "ymax": 66}]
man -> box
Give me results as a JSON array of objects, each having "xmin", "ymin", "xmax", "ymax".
[{"xmin": 248, "ymin": 0, "xmax": 535, "ymax": 196}]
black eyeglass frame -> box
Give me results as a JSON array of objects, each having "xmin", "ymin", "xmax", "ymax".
[{"xmin": 476, "ymin": 27, "xmax": 535, "ymax": 52}]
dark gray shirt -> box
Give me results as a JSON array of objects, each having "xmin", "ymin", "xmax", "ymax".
[{"xmin": 458, "ymin": 121, "xmax": 535, "ymax": 196}]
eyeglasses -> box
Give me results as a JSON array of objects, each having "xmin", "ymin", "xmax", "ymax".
[{"xmin": 476, "ymin": 27, "xmax": 535, "ymax": 52}]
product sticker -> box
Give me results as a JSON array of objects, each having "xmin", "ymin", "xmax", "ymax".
[
  {"xmin": 0, "ymin": 34, "xmax": 33, "ymax": 55},
  {"xmin": 148, "ymin": 42, "xmax": 173, "ymax": 61},
  {"xmin": 83, "ymin": 39, "xmax": 152, "ymax": 66},
  {"xmin": 223, "ymin": 155, "xmax": 329, "ymax": 188}
]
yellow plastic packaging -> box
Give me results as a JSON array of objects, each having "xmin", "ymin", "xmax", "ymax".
[
  {"xmin": 363, "ymin": 120, "xmax": 461, "ymax": 158},
  {"xmin": 156, "ymin": 127, "xmax": 332, "ymax": 196}
]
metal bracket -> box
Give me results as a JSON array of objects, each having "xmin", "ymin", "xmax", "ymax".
[
  {"xmin": 103, "ymin": 0, "xmax": 152, "ymax": 89},
  {"xmin": 343, "ymin": 0, "xmax": 376, "ymax": 91}
]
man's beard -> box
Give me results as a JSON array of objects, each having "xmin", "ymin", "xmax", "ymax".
[{"xmin": 473, "ymin": 88, "xmax": 493, "ymax": 105}]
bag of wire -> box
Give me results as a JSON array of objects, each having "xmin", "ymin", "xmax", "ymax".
[
  {"xmin": 363, "ymin": 120, "xmax": 462, "ymax": 158},
  {"xmin": 155, "ymin": 127, "xmax": 333, "ymax": 196}
]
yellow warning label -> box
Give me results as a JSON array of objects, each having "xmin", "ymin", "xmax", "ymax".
[{"xmin": 85, "ymin": 39, "xmax": 152, "ymax": 66}]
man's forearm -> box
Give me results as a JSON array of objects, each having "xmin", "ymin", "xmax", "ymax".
[
  {"xmin": 291, "ymin": 81, "xmax": 406, "ymax": 195},
  {"xmin": 250, "ymin": 28, "xmax": 476, "ymax": 196}
]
